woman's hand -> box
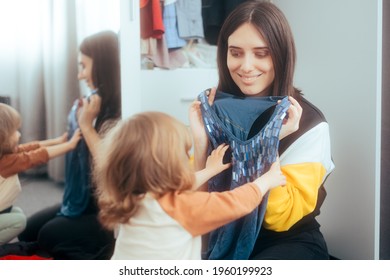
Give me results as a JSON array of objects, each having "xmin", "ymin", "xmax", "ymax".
[
  {"xmin": 77, "ymin": 94, "xmax": 101, "ymax": 131},
  {"xmin": 76, "ymin": 94, "xmax": 102, "ymax": 158},
  {"xmin": 188, "ymin": 88, "xmax": 216, "ymax": 147},
  {"xmin": 205, "ymin": 87, "xmax": 217, "ymax": 106},
  {"xmin": 189, "ymin": 100, "xmax": 207, "ymax": 143},
  {"xmin": 189, "ymin": 87, "xmax": 217, "ymax": 177},
  {"xmin": 279, "ymin": 96, "xmax": 302, "ymax": 140}
]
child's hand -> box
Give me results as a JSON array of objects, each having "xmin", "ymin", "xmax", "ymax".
[
  {"xmin": 54, "ymin": 132, "xmax": 68, "ymax": 144},
  {"xmin": 205, "ymin": 143, "xmax": 231, "ymax": 174},
  {"xmin": 39, "ymin": 132, "xmax": 68, "ymax": 147},
  {"xmin": 194, "ymin": 143, "xmax": 232, "ymax": 189},
  {"xmin": 254, "ymin": 157, "xmax": 286, "ymax": 195},
  {"xmin": 68, "ymin": 129, "xmax": 82, "ymax": 149}
]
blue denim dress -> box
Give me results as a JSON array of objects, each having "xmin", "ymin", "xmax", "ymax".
[
  {"xmin": 59, "ymin": 100, "xmax": 91, "ymax": 217},
  {"xmin": 199, "ymin": 90, "xmax": 290, "ymax": 259}
]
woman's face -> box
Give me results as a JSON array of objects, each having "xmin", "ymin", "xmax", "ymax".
[
  {"xmin": 78, "ymin": 53, "xmax": 96, "ymax": 90},
  {"xmin": 227, "ymin": 23, "xmax": 275, "ymax": 96}
]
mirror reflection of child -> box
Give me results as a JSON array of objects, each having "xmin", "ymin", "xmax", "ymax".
[{"xmin": 0, "ymin": 103, "xmax": 81, "ymax": 246}]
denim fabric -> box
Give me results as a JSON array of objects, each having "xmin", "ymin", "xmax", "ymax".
[
  {"xmin": 60, "ymin": 100, "xmax": 91, "ymax": 217},
  {"xmin": 199, "ymin": 90, "xmax": 290, "ymax": 260}
]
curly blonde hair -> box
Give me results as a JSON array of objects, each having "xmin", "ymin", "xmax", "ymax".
[
  {"xmin": 0, "ymin": 103, "xmax": 21, "ymax": 157},
  {"xmin": 94, "ymin": 111, "xmax": 195, "ymax": 229}
]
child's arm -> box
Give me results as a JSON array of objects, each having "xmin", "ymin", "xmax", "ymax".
[
  {"xmin": 0, "ymin": 130, "xmax": 82, "ymax": 178},
  {"xmin": 252, "ymin": 158, "xmax": 286, "ymax": 196},
  {"xmin": 158, "ymin": 159, "xmax": 286, "ymax": 237},
  {"xmin": 17, "ymin": 133, "xmax": 68, "ymax": 153},
  {"xmin": 45, "ymin": 129, "xmax": 82, "ymax": 159},
  {"xmin": 38, "ymin": 132, "xmax": 68, "ymax": 147},
  {"xmin": 194, "ymin": 144, "xmax": 231, "ymax": 189}
]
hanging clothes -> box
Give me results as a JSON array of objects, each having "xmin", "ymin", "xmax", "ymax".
[
  {"xmin": 140, "ymin": 0, "xmax": 165, "ymax": 39},
  {"xmin": 202, "ymin": 0, "xmax": 250, "ymax": 45},
  {"xmin": 175, "ymin": 0, "xmax": 204, "ymax": 39},
  {"xmin": 163, "ymin": 2, "xmax": 186, "ymax": 49}
]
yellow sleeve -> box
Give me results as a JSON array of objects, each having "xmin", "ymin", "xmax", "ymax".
[
  {"xmin": 264, "ymin": 163, "xmax": 326, "ymax": 231},
  {"xmin": 264, "ymin": 122, "xmax": 334, "ymax": 231}
]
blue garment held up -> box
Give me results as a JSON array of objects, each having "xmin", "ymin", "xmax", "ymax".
[
  {"xmin": 60, "ymin": 100, "xmax": 91, "ymax": 217},
  {"xmin": 199, "ymin": 90, "xmax": 290, "ymax": 260}
]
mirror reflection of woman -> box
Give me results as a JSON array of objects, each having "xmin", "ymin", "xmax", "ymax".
[{"xmin": 18, "ymin": 30, "xmax": 121, "ymax": 260}]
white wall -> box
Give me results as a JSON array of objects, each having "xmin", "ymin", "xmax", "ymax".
[
  {"xmin": 120, "ymin": 0, "xmax": 142, "ymax": 117},
  {"xmin": 274, "ymin": 0, "xmax": 382, "ymax": 259},
  {"xmin": 140, "ymin": 69, "xmax": 218, "ymax": 125}
]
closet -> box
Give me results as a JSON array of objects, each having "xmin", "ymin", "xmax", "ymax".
[
  {"xmin": 120, "ymin": 0, "xmax": 218, "ymax": 124},
  {"xmin": 120, "ymin": 0, "xmax": 387, "ymax": 259}
]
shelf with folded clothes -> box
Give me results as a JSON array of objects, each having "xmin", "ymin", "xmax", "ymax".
[
  {"xmin": 141, "ymin": 39, "xmax": 217, "ymax": 70},
  {"xmin": 121, "ymin": 0, "xmax": 219, "ymax": 123},
  {"xmin": 140, "ymin": 0, "xmax": 219, "ymax": 71}
]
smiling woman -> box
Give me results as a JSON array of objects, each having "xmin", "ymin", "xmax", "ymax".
[
  {"xmin": 0, "ymin": 0, "xmax": 119, "ymax": 182},
  {"xmin": 190, "ymin": 1, "xmax": 334, "ymax": 260},
  {"xmin": 78, "ymin": 54, "xmax": 95, "ymax": 90},
  {"xmin": 227, "ymin": 23, "xmax": 275, "ymax": 96}
]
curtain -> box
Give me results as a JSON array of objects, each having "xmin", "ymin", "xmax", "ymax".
[
  {"xmin": 0, "ymin": 0, "xmax": 120, "ymax": 182},
  {"xmin": 42, "ymin": 0, "xmax": 80, "ymax": 181}
]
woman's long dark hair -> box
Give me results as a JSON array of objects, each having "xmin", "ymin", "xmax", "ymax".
[
  {"xmin": 217, "ymin": 1, "xmax": 301, "ymax": 99},
  {"xmin": 79, "ymin": 30, "xmax": 121, "ymax": 132}
]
